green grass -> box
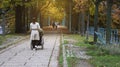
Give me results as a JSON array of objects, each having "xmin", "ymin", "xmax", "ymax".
[
  {"xmin": 64, "ymin": 40, "xmax": 69, "ymax": 44},
  {"xmin": 63, "ymin": 34, "xmax": 91, "ymax": 67},
  {"xmin": 0, "ymin": 34, "xmax": 24, "ymax": 45},
  {"xmin": 87, "ymin": 46, "xmax": 120, "ymax": 67},
  {"xmin": 63, "ymin": 34, "xmax": 120, "ymax": 67},
  {"xmin": 58, "ymin": 34, "xmax": 63, "ymax": 67},
  {"xmin": 90, "ymin": 55, "xmax": 120, "ymax": 67},
  {"xmin": 59, "ymin": 44, "xmax": 63, "ymax": 67},
  {"xmin": 64, "ymin": 34, "xmax": 91, "ymax": 47},
  {"xmin": 0, "ymin": 35, "xmax": 10, "ymax": 45},
  {"xmin": 59, "ymin": 54, "xmax": 63, "ymax": 67},
  {"xmin": 67, "ymin": 57, "xmax": 78, "ymax": 67}
]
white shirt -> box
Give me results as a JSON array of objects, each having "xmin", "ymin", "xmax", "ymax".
[
  {"xmin": 30, "ymin": 22, "xmax": 40, "ymax": 30},
  {"xmin": 30, "ymin": 22, "xmax": 40, "ymax": 40}
]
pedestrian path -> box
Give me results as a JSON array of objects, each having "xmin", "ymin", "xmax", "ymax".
[
  {"xmin": 0, "ymin": 34, "xmax": 60, "ymax": 67},
  {"xmin": 43, "ymin": 25, "xmax": 69, "ymax": 34}
]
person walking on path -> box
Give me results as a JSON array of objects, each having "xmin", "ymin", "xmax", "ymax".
[
  {"xmin": 30, "ymin": 17, "xmax": 41, "ymax": 49},
  {"xmin": 52, "ymin": 22, "xmax": 55, "ymax": 29},
  {"xmin": 55, "ymin": 22, "xmax": 58, "ymax": 30}
]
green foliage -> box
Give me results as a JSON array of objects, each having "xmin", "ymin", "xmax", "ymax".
[
  {"xmin": 89, "ymin": 0, "xmax": 95, "ymax": 15},
  {"xmin": 0, "ymin": 0, "xmax": 11, "ymax": 8},
  {"xmin": 0, "ymin": 0, "xmax": 32, "ymax": 9},
  {"xmin": 2, "ymin": 0, "xmax": 10, "ymax": 8},
  {"xmin": 42, "ymin": 1, "xmax": 65, "ymax": 22},
  {"xmin": 55, "ymin": 0, "xmax": 66, "ymax": 9},
  {"xmin": 73, "ymin": 0, "xmax": 95, "ymax": 15}
]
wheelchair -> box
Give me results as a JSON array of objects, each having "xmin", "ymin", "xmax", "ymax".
[{"xmin": 30, "ymin": 32, "xmax": 44, "ymax": 50}]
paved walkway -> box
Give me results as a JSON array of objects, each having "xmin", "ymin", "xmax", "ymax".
[{"xmin": 0, "ymin": 34, "xmax": 60, "ymax": 67}]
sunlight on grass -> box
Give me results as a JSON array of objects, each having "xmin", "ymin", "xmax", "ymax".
[{"xmin": 64, "ymin": 34, "xmax": 93, "ymax": 47}]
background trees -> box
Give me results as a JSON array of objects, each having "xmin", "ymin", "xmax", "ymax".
[
  {"xmin": 0, "ymin": 0, "xmax": 120, "ymax": 45},
  {"xmin": 73, "ymin": 0, "xmax": 120, "ymax": 45}
]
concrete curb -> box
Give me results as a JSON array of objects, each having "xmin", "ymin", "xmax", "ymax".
[{"xmin": 62, "ymin": 34, "xmax": 68, "ymax": 67}]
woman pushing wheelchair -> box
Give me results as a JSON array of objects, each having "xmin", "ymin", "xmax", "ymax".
[{"xmin": 30, "ymin": 17, "xmax": 44, "ymax": 50}]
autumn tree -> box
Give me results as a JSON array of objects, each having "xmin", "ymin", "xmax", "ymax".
[{"xmin": 73, "ymin": 0, "xmax": 88, "ymax": 36}]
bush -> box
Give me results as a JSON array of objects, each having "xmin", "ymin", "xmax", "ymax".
[{"xmin": 101, "ymin": 45, "xmax": 120, "ymax": 55}]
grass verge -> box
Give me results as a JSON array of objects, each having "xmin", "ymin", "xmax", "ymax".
[
  {"xmin": 0, "ymin": 34, "xmax": 28, "ymax": 45},
  {"xmin": 90, "ymin": 55, "xmax": 120, "ymax": 67},
  {"xmin": 58, "ymin": 34, "xmax": 63, "ymax": 67},
  {"xmin": 67, "ymin": 57, "xmax": 78, "ymax": 67},
  {"xmin": 63, "ymin": 34, "xmax": 120, "ymax": 67},
  {"xmin": 58, "ymin": 44, "xmax": 63, "ymax": 67},
  {"xmin": 87, "ymin": 45, "xmax": 120, "ymax": 67},
  {"xmin": 0, "ymin": 34, "xmax": 13, "ymax": 45},
  {"xmin": 63, "ymin": 34, "xmax": 89, "ymax": 67}
]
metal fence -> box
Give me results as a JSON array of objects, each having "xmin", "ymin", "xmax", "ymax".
[{"xmin": 89, "ymin": 27, "xmax": 120, "ymax": 45}]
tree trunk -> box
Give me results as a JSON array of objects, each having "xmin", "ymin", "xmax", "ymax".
[
  {"xmin": 15, "ymin": 5, "xmax": 22, "ymax": 33},
  {"xmin": 106, "ymin": 0, "xmax": 113, "ymax": 45},
  {"xmin": 26, "ymin": 7, "xmax": 29, "ymax": 31},
  {"xmin": 86, "ymin": 13, "xmax": 90, "ymax": 41},
  {"xmin": 22, "ymin": 5, "xmax": 26, "ymax": 33},
  {"xmin": 81, "ymin": 12, "xmax": 85, "ymax": 36},
  {"xmin": 69, "ymin": 0, "xmax": 72, "ymax": 32},
  {"xmin": 94, "ymin": 1, "xmax": 99, "ymax": 43},
  {"xmin": 15, "ymin": 5, "xmax": 27, "ymax": 33},
  {"xmin": 40, "ymin": 14, "xmax": 43, "ymax": 28},
  {"xmin": 78, "ymin": 13, "xmax": 81, "ymax": 34},
  {"xmin": 66, "ymin": 15, "xmax": 69, "ymax": 29}
]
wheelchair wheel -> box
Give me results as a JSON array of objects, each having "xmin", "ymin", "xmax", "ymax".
[
  {"xmin": 30, "ymin": 41, "xmax": 33, "ymax": 50},
  {"xmin": 41, "ymin": 38, "xmax": 44, "ymax": 49},
  {"xmin": 41, "ymin": 45, "xmax": 43, "ymax": 49}
]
